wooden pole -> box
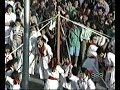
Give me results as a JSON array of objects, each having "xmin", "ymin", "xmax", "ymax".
[{"xmin": 57, "ymin": 11, "xmax": 61, "ymax": 64}]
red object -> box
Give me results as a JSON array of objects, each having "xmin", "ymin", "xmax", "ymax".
[
  {"xmin": 48, "ymin": 76, "xmax": 58, "ymax": 81},
  {"xmin": 87, "ymin": 42, "xmax": 96, "ymax": 47},
  {"xmin": 39, "ymin": 44, "xmax": 45, "ymax": 57},
  {"xmin": 13, "ymin": 79, "xmax": 20, "ymax": 85},
  {"xmin": 88, "ymin": 70, "xmax": 94, "ymax": 76}
]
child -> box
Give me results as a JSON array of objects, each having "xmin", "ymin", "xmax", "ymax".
[
  {"xmin": 44, "ymin": 58, "xmax": 64, "ymax": 89},
  {"xmin": 62, "ymin": 67, "xmax": 79, "ymax": 90},
  {"xmin": 76, "ymin": 67, "xmax": 96, "ymax": 89},
  {"xmin": 6, "ymin": 70, "xmax": 20, "ymax": 90},
  {"xmin": 104, "ymin": 52, "xmax": 115, "ymax": 89},
  {"xmin": 5, "ymin": 44, "xmax": 13, "ymax": 64}
]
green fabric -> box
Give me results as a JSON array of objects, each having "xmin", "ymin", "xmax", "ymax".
[
  {"xmin": 80, "ymin": 28, "xmax": 92, "ymax": 41},
  {"xmin": 68, "ymin": 26, "xmax": 81, "ymax": 47},
  {"xmin": 67, "ymin": 6, "xmax": 76, "ymax": 20}
]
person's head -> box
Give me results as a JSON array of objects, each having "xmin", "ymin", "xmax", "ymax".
[
  {"xmin": 32, "ymin": 0, "xmax": 38, "ymax": 5},
  {"xmin": 6, "ymin": 4, "xmax": 13, "ymax": 14},
  {"xmin": 85, "ymin": 8, "xmax": 91, "ymax": 15},
  {"xmin": 107, "ymin": 19, "xmax": 113, "ymax": 25},
  {"xmin": 79, "ymin": 67, "xmax": 89, "ymax": 79},
  {"xmin": 63, "ymin": 56, "xmax": 70, "ymax": 65},
  {"xmin": 107, "ymin": 12, "xmax": 113, "ymax": 19},
  {"xmin": 68, "ymin": 1, "xmax": 72, "ymax": 7},
  {"xmin": 86, "ymin": 20, "xmax": 91, "ymax": 27},
  {"xmin": 83, "ymin": 15, "xmax": 88, "ymax": 23},
  {"xmin": 15, "ymin": 7, "xmax": 22, "ymax": 17},
  {"xmin": 11, "ymin": 70, "xmax": 19, "ymax": 79},
  {"xmin": 90, "ymin": 34, "xmax": 97, "ymax": 44},
  {"xmin": 16, "ymin": 1, "xmax": 21, "ymax": 8},
  {"xmin": 82, "ymin": 1, "xmax": 88, "ymax": 8},
  {"xmin": 5, "ymin": 60, "xmax": 14, "ymax": 70},
  {"xmin": 97, "ymin": 47, "xmax": 105, "ymax": 58},
  {"xmin": 99, "ymin": 16, "xmax": 105, "ymax": 25},
  {"xmin": 5, "ymin": 44, "xmax": 12, "ymax": 53},
  {"xmin": 37, "ymin": 36, "xmax": 46, "ymax": 47},
  {"xmin": 97, "ymin": 0, "xmax": 104, "ymax": 4},
  {"xmin": 31, "ymin": 23, "xmax": 37, "ymax": 31},
  {"xmin": 15, "ymin": 19, "xmax": 22, "ymax": 27},
  {"xmin": 72, "ymin": 67, "xmax": 79, "ymax": 76},
  {"xmin": 74, "ymin": 0, "xmax": 79, "ymax": 8},
  {"xmin": 48, "ymin": 57, "xmax": 58, "ymax": 70},
  {"xmin": 40, "ymin": 1, "xmax": 45, "ymax": 9},
  {"xmin": 91, "ymin": 22, "xmax": 97, "ymax": 30},
  {"xmin": 64, "ymin": 14, "xmax": 70, "ymax": 22},
  {"xmin": 41, "ymin": 29, "xmax": 46, "ymax": 35},
  {"xmin": 97, "ymin": 8, "xmax": 104, "ymax": 16}
]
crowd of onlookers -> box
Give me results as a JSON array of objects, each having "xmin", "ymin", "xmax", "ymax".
[{"xmin": 5, "ymin": 0, "xmax": 115, "ymax": 89}]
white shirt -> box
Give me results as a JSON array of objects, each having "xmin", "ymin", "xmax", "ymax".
[
  {"xmin": 5, "ymin": 12, "xmax": 16, "ymax": 24},
  {"xmin": 77, "ymin": 76, "xmax": 96, "ymax": 89},
  {"xmin": 6, "ymin": 76, "xmax": 20, "ymax": 90},
  {"xmin": 48, "ymin": 65, "xmax": 64, "ymax": 79},
  {"xmin": 5, "ymin": 12, "xmax": 16, "ymax": 30},
  {"xmin": 5, "ymin": 53, "xmax": 13, "ymax": 64}
]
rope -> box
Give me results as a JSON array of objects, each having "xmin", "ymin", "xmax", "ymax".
[
  {"xmin": 16, "ymin": 15, "xmax": 58, "ymax": 71},
  {"xmin": 60, "ymin": 15, "xmax": 112, "ymax": 39},
  {"xmin": 5, "ymin": 35, "xmax": 11, "ymax": 39},
  {"xmin": 38, "ymin": 15, "xmax": 58, "ymax": 25},
  {"xmin": 5, "ymin": 15, "xmax": 58, "ymax": 59},
  {"xmin": 5, "ymin": 44, "xmax": 23, "ymax": 58}
]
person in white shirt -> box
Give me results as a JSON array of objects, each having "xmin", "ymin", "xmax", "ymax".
[
  {"xmin": 5, "ymin": 70, "xmax": 20, "ymax": 90},
  {"xmin": 104, "ymin": 52, "xmax": 115, "ymax": 89},
  {"xmin": 34, "ymin": 36, "xmax": 53, "ymax": 80},
  {"xmin": 11, "ymin": 19, "xmax": 23, "ymax": 59},
  {"xmin": 29, "ymin": 24, "xmax": 41, "ymax": 75},
  {"xmin": 5, "ymin": 60, "xmax": 15, "ymax": 89},
  {"xmin": 5, "ymin": 4, "xmax": 16, "ymax": 44},
  {"xmin": 82, "ymin": 44, "xmax": 99, "ymax": 74},
  {"xmin": 62, "ymin": 67, "xmax": 79, "ymax": 90},
  {"xmin": 44, "ymin": 58, "xmax": 64, "ymax": 89},
  {"xmin": 76, "ymin": 67, "xmax": 96, "ymax": 89},
  {"xmin": 108, "ymin": 37, "xmax": 115, "ymax": 54},
  {"xmin": 5, "ymin": 44, "xmax": 13, "ymax": 64}
]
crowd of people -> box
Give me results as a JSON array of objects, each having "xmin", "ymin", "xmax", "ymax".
[{"xmin": 5, "ymin": 0, "xmax": 115, "ymax": 89}]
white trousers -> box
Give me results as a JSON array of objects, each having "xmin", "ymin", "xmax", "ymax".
[{"xmin": 44, "ymin": 79, "xmax": 59, "ymax": 89}]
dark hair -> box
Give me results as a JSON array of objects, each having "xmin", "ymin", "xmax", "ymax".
[
  {"xmin": 97, "ymin": 47, "xmax": 105, "ymax": 55},
  {"xmin": 15, "ymin": 18, "xmax": 23, "ymax": 27},
  {"xmin": 67, "ymin": 22, "xmax": 74, "ymax": 29},
  {"xmin": 90, "ymin": 34, "xmax": 97, "ymax": 40},
  {"xmin": 48, "ymin": 58, "xmax": 58, "ymax": 71},
  {"xmin": 6, "ymin": 4, "xmax": 13, "ymax": 12},
  {"xmin": 11, "ymin": 70, "xmax": 19, "ymax": 79},
  {"xmin": 41, "ymin": 37, "xmax": 46, "ymax": 43},
  {"xmin": 5, "ymin": 60, "xmax": 14, "ymax": 71},
  {"xmin": 11, "ymin": 70, "xmax": 20, "ymax": 84},
  {"xmin": 81, "ymin": 67, "xmax": 89, "ymax": 76},
  {"xmin": 37, "ymin": 36, "xmax": 42, "ymax": 43},
  {"xmin": 97, "ymin": 7, "xmax": 105, "ymax": 13},
  {"xmin": 72, "ymin": 67, "xmax": 79, "ymax": 76},
  {"xmin": 5, "ymin": 44, "xmax": 12, "ymax": 53}
]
